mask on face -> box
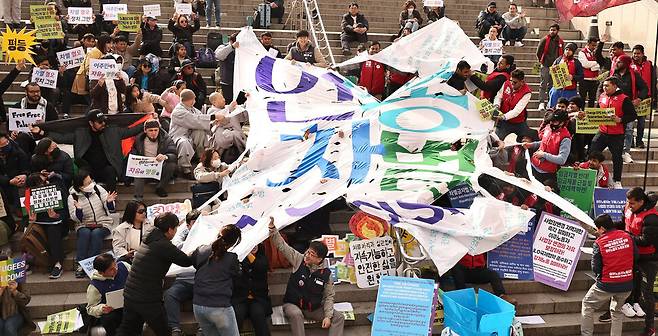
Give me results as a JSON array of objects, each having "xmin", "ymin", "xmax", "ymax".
[
  {"xmin": 82, "ymin": 182, "xmax": 96, "ymax": 193},
  {"xmin": 211, "ymin": 159, "xmax": 222, "ymax": 168},
  {"xmin": 550, "ymin": 123, "xmax": 561, "ymax": 131}
]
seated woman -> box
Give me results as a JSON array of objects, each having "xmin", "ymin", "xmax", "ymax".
[
  {"xmin": 194, "ymin": 148, "xmax": 232, "ymax": 186},
  {"xmin": 112, "ymin": 200, "xmax": 153, "ymax": 263},
  {"xmin": 232, "ymin": 244, "xmax": 272, "ymax": 336},
  {"xmin": 0, "ymin": 279, "xmax": 34, "ymax": 336},
  {"xmin": 168, "ymin": 43, "xmax": 188, "ymax": 75},
  {"xmin": 68, "ymin": 170, "xmax": 117, "ymax": 278},
  {"xmin": 124, "ymin": 84, "xmax": 171, "ymax": 114},
  {"xmin": 131, "ymin": 59, "xmax": 160, "ymax": 94},
  {"xmin": 399, "ymin": 0, "xmax": 423, "ymax": 32}
]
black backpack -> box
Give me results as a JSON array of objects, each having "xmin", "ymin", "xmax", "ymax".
[
  {"xmin": 207, "ymin": 32, "xmax": 223, "ymax": 53},
  {"xmin": 195, "ymin": 48, "xmax": 217, "ymax": 68},
  {"xmin": 191, "ymin": 182, "xmax": 221, "ymax": 209}
]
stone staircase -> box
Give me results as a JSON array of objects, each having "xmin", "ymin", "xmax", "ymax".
[{"xmin": 4, "ymin": 0, "xmax": 656, "ymax": 334}]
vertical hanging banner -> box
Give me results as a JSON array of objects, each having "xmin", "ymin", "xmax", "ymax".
[
  {"xmin": 349, "ymin": 236, "xmax": 397, "ymax": 288},
  {"xmin": 118, "ymin": 13, "xmax": 142, "ymax": 32},
  {"xmin": 532, "ymin": 213, "xmax": 586, "ymax": 291},
  {"xmin": 67, "ymin": 7, "xmax": 94, "ymax": 24},
  {"xmin": 372, "ymin": 276, "xmax": 437, "ymax": 336},
  {"xmin": 557, "ymin": 167, "xmax": 597, "ymax": 217},
  {"xmin": 487, "ymin": 216, "xmax": 536, "ymax": 280},
  {"xmin": 56, "ymin": 47, "xmax": 86, "ymax": 70},
  {"xmin": 593, "ymin": 187, "xmax": 628, "ymax": 223},
  {"xmin": 32, "ymin": 67, "xmax": 59, "ymax": 89}
]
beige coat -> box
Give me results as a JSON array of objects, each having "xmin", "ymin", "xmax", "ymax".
[{"xmin": 112, "ymin": 220, "xmax": 154, "ymax": 257}]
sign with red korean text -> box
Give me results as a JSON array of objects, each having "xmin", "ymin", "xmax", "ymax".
[
  {"xmin": 532, "ymin": 213, "xmax": 586, "ymax": 290},
  {"xmin": 32, "ymin": 68, "xmax": 58, "ymax": 89},
  {"xmin": 126, "ymin": 154, "xmax": 163, "ymax": 180},
  {"xmin": 56, "ymin": 47, "xmax": 85, "ymax": 70}
]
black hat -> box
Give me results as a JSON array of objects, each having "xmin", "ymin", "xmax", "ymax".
[
  {"xmin": 488, "ymin": 1, "xmax": 497, "ymax": 7},
  {"xmin": 146, "ymin": 16, "xmax": 158, "ymax": 20},
  {"xmin": 564, "ymin": 42, "xmax": 578, "ymax": 52},
  {"xmin": 143, "ymin": 119, "xmax": 160, "ymax": 129},
  {"xmin": 516, "ymin": 128, "xmax": 539, "ymax": 143},
  {"xmin": 550, "ymin": 109, "xmax": 570, "ymax": 122},
  {"xmin": 86, "ymin": 109, "xmax": 107, "ymax": 123},
  {"xmin": 180, "ymin": 59, "xmax": 194, "ymax": 70}
]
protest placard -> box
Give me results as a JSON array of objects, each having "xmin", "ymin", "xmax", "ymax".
[
  {"xmin": 585, "ymin": 107, "xmax": 617, "ymax": 126},
  {"xmin": 482, "ymin": 39, "xmax": 503, "ymax": 55},
  {"xmin": 0, "ymin": 257, "xmax": 27, "ymax": 286},
  {"xmin": 32, "ymin": 67, "xmax": 58, "ymax": 89},
  {"xmin": 488, "ymin": 216, "xmax": 535, "ymax": 280},
  {"xmin": 531, "ymin": 62, "xmax": 542, "ymax": 75},
  {"xmin": 550, "ymin": 62, "xmax": 572, "ymax": 89},
  {"xmin": 372, "ymin": 276, "xmax": 437, "ymax": 336},
  {"xmin": 35, "ymin": 19, "xmax": 65, "ymax": 40},
  {"xmin": 175, "ymin": 3, "xmax": 193, "ymax": 15},
  {"xmin": 593, "ymin": 187, "xmax": 628, "ymax": 223},
  {"xmin": 476, "ymin": 98, "xmax": 496, "ymax": 121},
  {"xmin": 575, "ymin": 117, "xmax": 599, "ymax": 134},
  {"xmin": 349, "ymin": 236, "xmax": 396, "ymax": 288},
  {"xmin": 147, "ymin": 200, "xmax": 192, "ymax": 221},
  {"xmin": 40, "ymin": 308, "xmax": 82, "ymax": 334},
  {"xmin": 126, "ymin": 154, "xmax": 164, "ymax": 180},
  {"xmin": 143, "ymin": 4, "xmax": 162, "ymax": 17},
  {"xmin": 89, "ymin": 59, "xmax": 118, "ymax": 80},
  {"xmin": 103, "ymin": 4, "xmax": 128, "ymax": 21},
  {"xmin": 447, "ymin": 183, "xmax": 477, "ymax": 208},
  {"xmin": 532, "ymin": 213, "xmax": 586, "ymax": 290},
  {"xmin": 636, "ymin": 98, "xmax": 652, "ymax": 117},
  {"xmin": 7, "ymin": 108, "xmax": 44, "ymax": 133},
  {"xmin": 118, "ymin": 13, "xmax": 142, "ymax": 32},
  {"xmin": 321, "ymin": 235, "xmax": 339, "ymax": 255},
  {"xmin": 424, "ymin": 0, "xmax": 445, "ymax": 6},
  {"xmin": 30, "ymin": 5, "xmax": 56, "ymax": 22},
  {"xmin": 67, "ymin": 7, "xmax": 94, "ymax": 24},
  {"xmin": 28, "ymin": 185, "xmax": 63, "ymax": 213},
  {"xmin": 56, "ymin": 47, "xmax": 85, "ymax": 70},
  {"xmin": 1, "ymin": 27, "xmax": 38, "ymax": 65},
  {"xmin": 557, "ymin": 167, "xmax": 597, "ymax": 216}
]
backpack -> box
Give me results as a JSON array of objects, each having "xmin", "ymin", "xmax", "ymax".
[
  {"xmin": 20, "ymin": 223, "xmax": 49, "ymax": 267},
  {"xmin": 191, "ymin": 182, "xmax": 221, "ymax": 209},
  {"xmin": 196, "ymin": 48, "xmax": 217, "ymax": 68},
  {"xmin": 207, "ymin": 32, "xmax": 223, "ymax": 53}
]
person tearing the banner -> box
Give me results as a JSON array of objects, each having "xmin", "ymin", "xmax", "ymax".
[
  {"xmin": 470, "ymin": 54, "xmax": 515, "ymax": 103},
  {"xmin": 493, "ymin": 69, "xmax": 532, "ymax": 140},
  {"xmin": 548, "ymin": 43, "xmax": 584, "ymax": 108},
  {"xmin": 268, "ymin": 217, "xmax": 345, "ymax": 336},
  {"xmin": 523, "ymin": 109, "xmax": 572, "ymax": 182},
  {"xmin": 358, "ymin": 41, "xmax": 386, "ymax": 100}
]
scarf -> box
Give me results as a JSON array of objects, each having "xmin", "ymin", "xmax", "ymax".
[
  {"xmin": 106, "ymin": 78, "xmax": 118, "ymax": 114},
  {"xmin": 20, "ymin": 96, "xmax": 47, "ymax": 112}
]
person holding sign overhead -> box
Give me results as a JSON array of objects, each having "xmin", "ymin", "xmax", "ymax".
[
  {"xmin": 548, "ymin": 43, "xmax": 584, "ymax": 108},
  {"xmin": 168, "ymin": 13, "xmax": 201, "ymax": 58},
  {"xmin": 140, "ymin": 16, "xmax": 163, "ymax": 57},
  {"xmin": 493, "ymin": 69, "xmax": 532, "ymax": 140},
  {"xmin": 86, "ymin": 253, "xmax": 130, "ymax": 336}
]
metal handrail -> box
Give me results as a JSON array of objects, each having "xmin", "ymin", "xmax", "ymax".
[
  {"xmin": 301, "ymin": 0, "xmax": 336, "ymax": 66},
  {"xmin": 392, "ymin": 226, "xmax": 428, "ymax": 265}
]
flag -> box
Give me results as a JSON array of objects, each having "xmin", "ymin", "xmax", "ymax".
[{"xmin": 555, "ymin": 0, "xmax": 640, "ymax": 22}]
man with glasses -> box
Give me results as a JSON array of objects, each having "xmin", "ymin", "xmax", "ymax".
[{"xmin": 494, "ymin": 69, "xmax": 532, "ymax": 140}]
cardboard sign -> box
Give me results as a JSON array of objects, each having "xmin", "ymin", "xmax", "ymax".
[
  {"xmin": 557, "ymin": 167, "xmax": 597, "ymax": 216},
  {"xmin": 349, "ymin": 236, "xmax": 397, "ymax": 288},
  {"xmin": 584, "ymin": 107, "xmax": 617, "ymax": 126},
  {"xmin": 89, "ymin": 59, "xmax": 118, "ymax": 80},
  {"xmin": 550, "ymin": 62, "xmax": 572, "ymax": 89},
  {"xmin": 7, "ymin": 108, "xmax": 44, "ymax": 133},
  {"xmin": 447, "ymin": 183, "xmax": 477, "ymax": 208},
  {"xmin": 67, "ymin": 7, "xmax": 94, "ymax": 25},
  {"xmin": 636, "ymin": 98, "xmax": 652, "ymax": 117},
  {"xmin": 532, "ymin": 213, "xmax": 586, "ymax": 291},
  {"xmin": 28, "ymin": 185, "xmax": 64, "ymax": 213},
  {"xmin": 0, "ymin": 257, "xmax": 27, "ymax": 286},
  {"xmin": 30, "ymin": 5, "xmax": 56, "ymax": 22},
  {"xmin": 103, "ymin": 4, "xmax": 128, "ymax": 21},
  {"xmin": 593, "ymin": 187, "xmax": 628, "ymax": 223},
  {"xmin": 372, "ymin": 276, "xmax": 437, "ymax": 336},
  {"xmin": 476, "ymin": 98, "xmax": 496, "ymax": 120},
  {"xmin": 147, "ymin": 200, "xmax": 192, "ymax": 221},
  {"xmin": 56, "ymin": 47, "xmax": 86, "ymax": 70},
  {"xmin": 143, "ymin": 4, "xmax": 162, "ymax": 17},
  {"xmin": 126, "ymin": 154, "xmax": 164, "ymax": 180},
  {"xmin": 531, "ymin": 62, "xmax": 542, "ymax": 75},
  {"xmin": 175, "ymin": 3, "xmax": 193, "ymax": 15},
  {"xmin": 35, "ymin": 20, "xmax": 65, "ymax": 40},
  {"xmin": 32, "ymin": 68, "xmax": 58, "ymax": 89},
  {"xmin": 575, "ymin": 117, "xmax": 599, "ymax": 134},
  {"xmin": 482, "ymin": 39, "xmax": 503, "ymax": 56},
  {"xmin": 118, "ymin": 13, "xmax": 141, "ymax": 32},
  {"xmin": 488, "ymin": 216, "xmax": 535, "ymax": 280}
]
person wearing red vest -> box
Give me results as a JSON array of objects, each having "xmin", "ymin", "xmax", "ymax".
[
  {"xmin": 470, "ymin": 54, "xmax": 514, "ymax": 102},
  {"xmin": 631, "ymin": 45, "xmax": 655, "ymax": 150},
  {"xmin": 548, "ymin": 43, "xmax": 584, "ymax": 108},
  {"xmin": 523, "ymin": 109, "xmax": 572, "ymax": 182},
  {"xmin": 590, "ymin": 77, "xmax": 637, "ymax": 188},
  {"xmin": 386, "ymin": 67, "xmax": 414, "ymax": 97},
  {"xmin": 623, "ymin": 188, "xmax": 658, "ymax": 336},
  {"xmin": 493, "ymin": 69, "xmax": 531, "ymax": 140},
  {"xmin": 449, "ymin": 253, "xmax": 517, "ymax": 305},
  {"xmin": 358, "ymin": 41, "xmax": 385, "ymax": 99},
  {"xmin": 535, "ymin": 23, "xmax": 563, "ymax": 111},
  {"xmin": 576, "ymin": 151, "xmax": 610, "ymax": 188},
  {"xmin": 607, "ymin": 41, "xmax": 627, "ymax": 77},
  {"xmin": 581, "ymin": 214, "xmax": 636, "ymax": 336},
  {"xmin": 578, "ymin": 37, "xmax": 602, "ymax": 108}
]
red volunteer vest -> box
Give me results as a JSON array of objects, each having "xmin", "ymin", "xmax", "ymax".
[
  {"xmin": 389, "ymin": 71, "xmax": 413, "ymax": 86},
  {"xmin": 631, "ymin": 60, "xmax": 653, "ymax": 97},
  {"xmin": 358, "ymin": 60, "xmax": 386, "ymax": 95},
  {"xmin": 500, "ymin": 81, "xmax": 532, "ymax": 124},
  {"xmin": 578, "ymin": 161, "xmax": 610, "ymax": 187},
  {"xmin": 596, "ymin": 230, "xmax": 634, "ymax": 283},
  {"xmin": 540, "ymin": 35, "xmax": 564, "ymax": 64},
  {"xmin": 531, "ymin": 126, "xmax": 571, "ymax": 173},
  {"xmin": 480, "ymin": 71, "xmax": 510, "ymax": 101},
  {"xmin": 598, "ymin": 92, "xmax": 628, "ymax": 135},
  {"xmin": 624, "ymin": 206, "xmax": 658, "ymax": 255},
  {"xmin": 582, "ymin": 48, "xmax": 599, "ymax": 79},
  {"xmin": 458, "ymin": 253, "xmax": 486, "ymax": 269},
  {"xmin": 560, "ymin": 57, "xmax": 577, "ymax": 90}
]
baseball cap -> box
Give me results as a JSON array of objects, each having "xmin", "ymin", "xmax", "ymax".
[{"xmin": 87, "ymin": 109, "xmax": 107, "ymax": 123}]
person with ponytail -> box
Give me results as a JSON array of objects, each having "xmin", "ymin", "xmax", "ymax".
[{"xmin": 191, "ymin": 224, "xmax": 242, "ymax": 336}]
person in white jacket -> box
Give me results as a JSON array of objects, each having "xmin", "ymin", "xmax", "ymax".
[
  {"xmin": 578, "ymin": 37, "xmax": 602, "ymax": 108},
  {"xmin": 86, "ymin": 253, "xmax": 131, "ymax": 336}
]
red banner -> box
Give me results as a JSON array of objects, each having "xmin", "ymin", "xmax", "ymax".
[{"xmin": 556, "ymin": 0, "xmax": 639, "ymax": 22}]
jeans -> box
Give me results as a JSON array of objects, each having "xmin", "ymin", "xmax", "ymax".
[
  {"xmin": 548, "ymin": 88, "xmax": 578, "ymax": 108},
  {"xmin": 502, "ymin": 26, "xmax": 527, "ymax": 43},
  {"xmin": 579, "ymin": 79, "xmax": 599, "ymax": 108},
  {"xmin": 403, "ymin": 20, "xmax": 419, "ymax": 32},
  {"xmin": 206, "ymin": 0, "xmax": 221, "ymax": 26},
  {"xmin": 580, "ymin": 284, "xmax": 629, "ymax": 336},
  {"xmin": 495, "ymin": 121, "xmax": 531, "ymax": 141},
  {"xmin": 283, "ymin": 304, "xmax": 345, "ymax": 336},
  {"xmin": 164, "ymin": 279, "xmax": 194, "ymax": 329},
  {"xmin": 0, "ymin": 313, "xmax": 23, "ymax": 336},
  {"xmin": 234, "ymin": 300, "xmax": 271, "ymax": 336},
  {"xmin": 117, "ymin": 299, "xmax": 170, "ymax": 336},
  {"xmin": 76, "ymin": 227, "xmax": 110, "ymax": 262},
  {"xmin": 340, "ymin": 31, "xmax": 368, "ymax": 51},
  {"xmin": 636, "ymin": 117, "xmax": 646, "ymax": 146},
  {"xmin": 623, "ymin": 121, "xmax": 635, "ymax": 153},
  {"xmin": 193, "ymin": 305, "xmax": 240, "ymax": 336},
  {"xmin": 539, "ymin": 66, "xmax": 552, "ymax": 105},
  {"xmin": 590, "ymin": 132, "xmax": 624, "ymax": 182}
]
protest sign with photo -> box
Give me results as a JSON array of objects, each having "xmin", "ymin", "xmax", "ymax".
[
  {"xmin": 143, "ymin": 4, "xmax": 162, "ymax": 17},
  {"xmin": 575, "ymin": 117, "xmax": 599, "ymax": 134},
  {"xmin": 488, "ymin": 217, "xmax": 535, "ymax": 280},
  {"xmin": 35, "ymin": 20, "xmax": 65, "ymax": 40},
  {"xmin": 481, "ymin": 39, "xmax": 503, "ymax": 55},
  {"xmin": 8, "ymin": 108, "xmax": 44, "ymax": 133},
  {"xmin": 557, "ymin": 167, "xmax": 597, "ymax": 216},
  {"xmin": 550, "ymin": 62, "xmax": 572, "ymax": 89},
  {"xmin": 28, "ymin": 185, "xmax": 64, "ymax": 213},
  {"xmin": 118, "ymin": 13, "xmax": 142, "ymax": 32},
  {"xmin": 584, "ymin": 107, "xmax": 617, "ymax": 126},
  {"xmin": 447, "ymin": 183, "xmax": 477, "ymax": 208},
  {"xmin": 67, "ymin": 7, "xmax": 94, "ymax": 24},
  {"xmin": 349, "ymin": 236, "xmax": 397, "ymax": 288},
  {"xmin": 103, "ymin": 4, "xmax": 128, "ymax": 21},
  {"xmin": 32, "ymin": 67, "xmax": 58, "ymax": 89},
  {"xmin": 175, "ymin": 3, "xmax": 193, "ymax": 15},
  {"xmin": 476, "ymin": 98, "xmax": 496, "ymax": 121},
  {"xmin": 593, "ymin": 187, "xmax": 628, "ymax": 223},
  {"xmin": 372, "ymin": 276, "xmax": 437, "ymax": 336},
  {"xmin": 89, "ymin": 59, "xmax": 118, "ymax": 80},
  {"xmin": 147, "ymin": 200, "xmax": 192, "ymax": 221},
  {"xmin": 126, "ymin": 154, "xmax": 164, "ymax": 180},
  {"xmin": 636, "ymin": 98, "xmax": 652, "ymax": 117},
  {"xmin": 30, "ymin": 5, "xmax": 55, "ymax": 22},
  {"xmin": 57, "ymin": 47, "xmax": 85, "ymax": 70},
  {"xmin": 0, "ymin": 257, "xmax": 27, "ymax": 286},
  {"xmin": 532, "ymin": 213, "xmax": 586, "ymax": 290}
]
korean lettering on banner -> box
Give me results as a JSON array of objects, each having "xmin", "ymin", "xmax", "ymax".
[
  {"xmin": 32, "ymin": 68, "xmax": 58, "ymax": 89},
  {"xmin": 143, "ymin": 4, "xmax": 162, "ymax": 17},
  {"xmin": 322, "ymin": 235, "xmax": 339, "ymax": 255},
  {"xmin": 482, "ymin": 40, "xmax": 503, "ymax": 56},
  {"xmin": 89, "ymin": 59, "xmax": 118, "ymax": 80},
  {"xmin": 349, "ymin": 236, "xmax": 397, "ymax": 288},
  {"xmin": 575, "ymin": 117, "xmax": 599, "ymax": 134},
  {"xmin": 67, "ymin": 7, "xmax": 94, "ymax": 25},
  {"xmin": 636, "ymin": 98, "xmax": 652, "ymax": 117},
  {"xmin": 7, "ymin": 108, "xmax": 44, "ymax": 133},
  {"xmin": 56, "ymin": 47, "xmax": 86, "ymax": 70},
  {"xmin": 35, "ymin": 20, "xmax": 65, "ymax": 40},
  {"xmin": 126, "ymin": 154, "xmax": 164, "ymax": 180},
  {"xmin": 175, "ymin": 3, "xmax": 193, "ymax": 15},
  {"xmin": 549, "ymin": 62, "xmax": 572, "ymax": 89},
  {"xmin": 30, "ymin": 5, "xmax": 55, "ymax": 23},
  {"xmin": 147, "ymin": 201, "xmax": 192, "ymax": 221},
  {"xmin": 372, "ymin": 276, "xmax": 436, "ymax": 336},
  {"xmin": 41, "ymin": 308, "xmax": 80, "ymax": 334},
  {"xmin": 0, "ymin": 257, "xmax": 27, "ymax": 286},
  {"xmin": 103, "ymin": 4, "xmax": 128, "ymax": 21},
  {"xmin": 593, "ymin": 187, "xmax": 628, "ymax": 223},
  {"xmin": 532, "ymin": 213, "xmax": 586, "ymax": 291},
  {"xmin": 118, "ymin": 13, "xmax": 142, "ymax": 32},
  {"xmin": 557, "ymin": 167, "xmax": 597, "ymax": 218},
  {"xmin": 476, "ymin": 99, "xmax": 496, "ymax": 121},
  {"xmin": 487, "ymin": 216, "xmax": 536, "ymax": 280},
  {"xmin": 584, "ymin": 108, "xmax": 617, "ymax": 126},
  {"xmin": 29, "ymin": 185, "xmax": 64, "ymax": 213},
  {"xmin": 447, "ymin": 182, "xmax": 477, "ymax": 208}
]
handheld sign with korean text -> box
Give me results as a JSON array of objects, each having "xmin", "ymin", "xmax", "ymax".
[
  {"xmin": 32, "ymin": 68, "xmax": 58, "ymax": 89},
  {"xmin": 103, "ymin": 4, "xmax": 128, "ymax": 21},
  {"xmin": 126, "ymin": 154, "xmax": 164, "ymax": 180},
  {"xmin": 56, "ymin": 47, "xmax": 85, "ymax": 70},
  {"xmin": 67, "ymin": 7, "xmax": 94, "ymax": 24}
]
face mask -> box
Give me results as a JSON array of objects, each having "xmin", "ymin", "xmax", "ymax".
[
  {"xmin": 211, "ymin": 159, "xmax": 222, "ymax": 168},
  {"xmin": 82, "ymin": 182, "xmax": 96, "ymax": 193},
  {"xmin": 550, "ymin": 124, "xmax": 561, "ymax": 131}
]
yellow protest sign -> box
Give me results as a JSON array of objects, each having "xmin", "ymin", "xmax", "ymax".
[
  {"xmin": 476, "ymin": 98, "xmax": 496, "ymax": 120},
  {"xmin": 118, "ymin": 13, "xmax": 142, "ymax": 32},
  {"xmin": 0, "ymin": 27, "xmax": 38, "ymax": 64},
  {"xmin": 531, "ymin": 62, "xmax": 542, "ymax": 75},
  {"xmin": 596, "ymin": 70, "xmax": 610, "ymax": 82},
  {"xmin": 35, "ymin": 20, "xmax": 65, "ymax": 40},
  {"xmin": 30, "ymin": 5, "xmax": 56, "ymax": 23},
  {"xmin": 636, "ymin": 98, "xmax": 652, "ymax": 117},
  {"xmin": 575, "ymin": 118, "xmax": 599, "ymax": 134},
  {"xmin": 550, "ymin": 62, "xmax": 572, "ymax": 89},
  {"xmin": 585, "ymin": 108, "xmax": 617, "ymax": 126}
]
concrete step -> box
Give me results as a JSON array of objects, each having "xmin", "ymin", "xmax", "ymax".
[{"xmin": 522, "ymin": 312, "xmax": 644, "ymax": 336}]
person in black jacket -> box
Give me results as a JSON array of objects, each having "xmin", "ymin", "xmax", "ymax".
[
  {"xmin": 129, "ymin": 120, "xmax": 177, "ymax": 199},
  {"xmin": 141, "ymin": 16, "xmax": 163, "ymax": 57},
  {"xmin": 340, "ymin": 3, "xmax": 369, "ymax": 55},
  {"xmin": 167, "ymin": 13, "xmax": 201, "ymax": 58},
  {"xmin": 0, "ymin": 60, "xmax": 26, "ymax": 123},
  {"xmin": 476, "ymin": 2, "xmax": 505, "ymax": 38},
  {"xmin": 0, "ymin": 132, "xmax": 29, "ymax": 212},
  {"xmin": 232, "ymin": 244, "xmax": 272, "ymax": 336},
  {"xmin": 116, "ymin": 212, "xmax": 193, "ymax": 336},
  {"xmin": 12, "ymin": 82, "xmax": 60, "ymax": 155},
  {"xmin": 174, "ymin": 60, "xmax": 208, "ymax": 109},
  {"xmin": 31, "ymin": 137, "xmax": 74, "ymax": 211}
]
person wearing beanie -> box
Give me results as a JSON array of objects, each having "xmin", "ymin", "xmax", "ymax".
[
  {"xmin": 173, "ymin": 59, "xmax": 207, "ymax": 109},
  {"xmin": 548, "ymin": 42, "xmax": 584, "ymax": 108},
  {"xmin": 523, "ymin": 108, "xmax": 572, "ymax": 182},
  {"xmin": 128, "ymin": 119, "xmax": 177, "ymax": 199},
  {"xmin": 475, "ymin": 2, "xmax": 505, "ymax": 39}
]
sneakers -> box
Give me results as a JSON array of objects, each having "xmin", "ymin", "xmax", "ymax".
[
  {"xmin": 49, "ymin": 264, "xmax": 63, "ymax": 279},
  {"xmin": 634, "ymin": 303, "xmax": 646, "ymax": 317},
  {"xmin": 598, "ymin": 311, "xmax": 612, "ymax": 322},
  {"xmin": 613, "ymin": 181, "xmax": 623, "ymax": 189},
  {"xmin": 205, "ymin": 23, "xmax": 210, "ymax": 28},
  {"xmin": 171, "ymin": 328, "xmax": 184, "ymax": 336},
  {"xmin": 639, "ymin": 328, "xmax": 656, "ymax": 336},
  {"xmin": 636, "ymin": 141, "xmax": 646, "ymax": 149},
  {"xmin": 621, "ymin": 303, "xmax": 637, "ymax": 317},
  {"xmin": 342, "ymin": 48, "xmax": 352, "ymax": 56},
  {"xmin": 538, "ymin": 103, "xmax": 546, "ymax": 111},
  {"xmin": 623, "ymin": 152, "xmax": 634, "ymax": 163},
  {"xmin": 155, "ymin": 187, "xmax": 168, "ymax": 198},
  {"xmin": 75, "ymin": 265, "xmax": 86, "ymax": 278},
  {"xmin": 514, "ymin": 41, "xmax": 524, "ymax": 47}
]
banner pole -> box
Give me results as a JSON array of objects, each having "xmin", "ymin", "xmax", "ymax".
[{"xmin": 642, "ymin": 23, "xmax": 658, "ymax": 190}]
